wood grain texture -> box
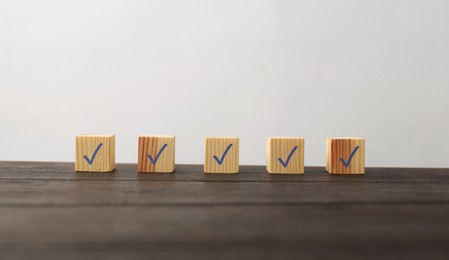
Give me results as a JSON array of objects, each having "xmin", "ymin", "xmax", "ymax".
[
  {"xmin": 266, "ymin": 137, "xmax": 304, "ymax": 174},
  {"xmin": 2, "ymin": 162, "xmax": 449, "ymax": 259},
  {"xmin": 75, "ymin": 135, "xmax": 115, "ymax": 172},
  {"xmin": 326, "ymin": 137, "xmax": 365, "ymax": 174},
  {"xmin": 204, "ymin": 137, "xmax": 239, "ymax": 174},
  {"xmin": 138, "ymin": 135, "xmax": 175, "ymax": 173}
]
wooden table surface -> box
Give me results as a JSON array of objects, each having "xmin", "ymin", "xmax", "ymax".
[{"xmin": 1, "ymin": 161, "xmax": 449, "ymax": 259}]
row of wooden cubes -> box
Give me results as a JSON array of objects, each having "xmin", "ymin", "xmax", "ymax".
[{"xmin": 75, "ymin": 135, "xmax": 365, "ymax": 174}]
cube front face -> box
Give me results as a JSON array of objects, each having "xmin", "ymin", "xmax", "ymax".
[
  {"xmin": 75, "ymin": 135, "xmax": 115, "ymax": 172},
  {"xmin": 138, "ymin": 135, "xmax": 175, "ymax": 173},
  {"xmin": 326, "ymin": 138, "xmax": 365, "ymax": 174},
  {"xmin": 266, "ymin": 137, "xmax": 304, "ymax": 174},
  {"xmin": 204, "ymin": 137, "xmax": 239, "ymax": 174}
]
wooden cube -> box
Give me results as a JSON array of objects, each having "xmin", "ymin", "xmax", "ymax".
[
  {"xmin": 75, "ymin": 134, "xmax": 115, "ymax": 172},
  {"xmin": 266, "ymin": 137, "xmax": 304, "ymax": 174},
  {"xmin": 204, "ymin": 137, "xmax": 239, "ymax": 174},
  {"xmin": 138, "ymin": 135, "xmax": 175, "ymax": 173},
  {"xmin": 326, "ymin": 138, "xmax": 365, "ymax": 174}
]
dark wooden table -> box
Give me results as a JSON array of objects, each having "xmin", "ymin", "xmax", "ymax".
[{"xmin": 1, "ymin": 161, "xmax": 449, "ymax": 259}]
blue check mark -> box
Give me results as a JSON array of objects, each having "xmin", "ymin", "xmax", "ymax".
[
  {"xmin": 147, "ymin": 143, "xmax": 168, "ymax": 164},
  {"xmin": 83, "ymin": 143, "xmax": 103, "ymax": 165},
  {"xmin": 340, "ymin": 146, "xmax": 360, "ymax": 168},
  {"xmin": 278, "ymin": 146, "xmax": 298, "ymax": 168},
  {"xmin": 213, "ymin": 144, "xmax": 233, "ymax": 165}
]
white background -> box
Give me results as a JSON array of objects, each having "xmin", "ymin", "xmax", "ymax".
[{"xmin": 1, "ymin": 0, "xmax": 448, "ymax": 167}]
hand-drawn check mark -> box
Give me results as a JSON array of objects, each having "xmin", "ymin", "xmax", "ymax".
[
  {"xmin": 340, "ymin": 146, "xmax": 360, "ymax": 168},
  {"xmin": 213, "ymin": 144, "xmax": 233, "ymax": 165},
  {"xmin": 278, "ymin": 146, "xmax": 298, "ymax": 168},
  {"xmin": 83, "ymin": 143, "xmax": 103, "ymax": 165},
  {"xmin": 147, "ymin": 143, "xmax": 168, "ymax": 164}
]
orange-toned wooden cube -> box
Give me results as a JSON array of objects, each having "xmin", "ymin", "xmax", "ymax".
[
  {"xmin": 138, "ymin": 135, "xmax": 175, "ymax": 173},
  {"xmin": 326, "ymin": 138, "xmax": 365, "ymax": 174}
]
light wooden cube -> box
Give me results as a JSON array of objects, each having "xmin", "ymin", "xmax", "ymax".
[
  {"xmin": 266, "ymin": 137, "xmax": 304, "ymax": 174},
  {"xmin": 75, "ymin": 134, "xmax": 115, "ymax": 172},
  {"xmin": 326, "ymin": 137, "xmax": 365, "ymax": 174},
  {"xmin": 138, "ymin": 135, "xmax": 175, "ymax": 173},
  {"xmin": 204, "ymin": 137, "xmax": 239, "ymax": 174}
]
